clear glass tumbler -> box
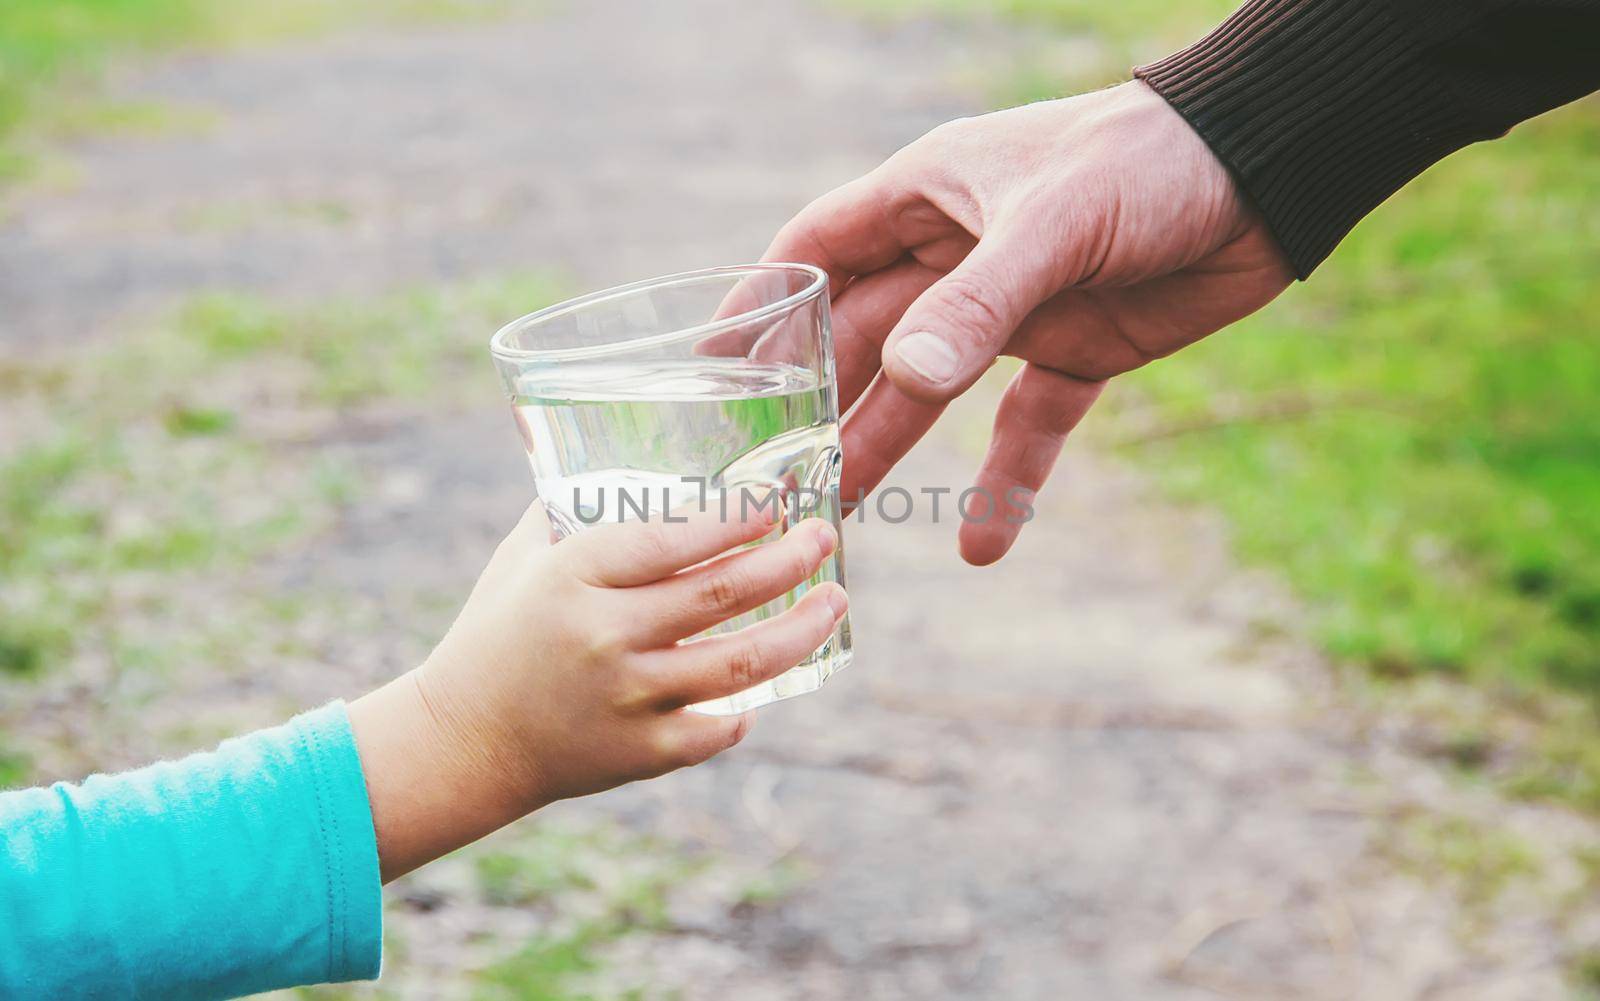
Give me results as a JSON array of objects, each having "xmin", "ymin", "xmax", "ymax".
[{"xmin": 490, "ymin": 264, "xmax": 851, "ymax": 714}]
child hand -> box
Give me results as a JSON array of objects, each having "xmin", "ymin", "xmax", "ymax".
[{"xmin": 348, "ymin": 498, "xmax": 846, "ymax": 880}]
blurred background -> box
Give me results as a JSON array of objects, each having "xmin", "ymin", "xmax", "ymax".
[{"xmin": 1, "ymin": 1, "xmax": 1596, "ymax": 998}]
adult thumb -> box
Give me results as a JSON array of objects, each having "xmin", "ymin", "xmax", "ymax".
[{"xmin": 880, "ymin": 232, "xmax": 1056, "ymax": 404}]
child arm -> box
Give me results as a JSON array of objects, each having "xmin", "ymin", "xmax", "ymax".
[
  {"xmin": 0, "ymin": 498, "xmax": 845, "ymax": 997},
  {"xmin": 0, "ymin": 703, "xmax": 380, "ymax": 1000}
]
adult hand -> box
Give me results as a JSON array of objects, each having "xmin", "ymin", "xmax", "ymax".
[{"xmin": 765, "ymin": 80, "xmax": 1294, "ymax": 564}]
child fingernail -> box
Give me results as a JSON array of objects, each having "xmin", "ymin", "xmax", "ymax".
[
  {"xmin": 814, "ymin": 522, "xmax": 838, "ymax": 560},
  {"xmin": 824, "ymin": 585, "xmax": 849, "ymax": 618}
]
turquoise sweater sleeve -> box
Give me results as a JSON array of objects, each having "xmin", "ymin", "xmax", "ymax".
[{"xmin": 0, "ymin": 702, "xmax": 383, "ymax": 1000}]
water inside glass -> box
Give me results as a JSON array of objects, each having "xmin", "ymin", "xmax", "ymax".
[{"xmin": 492, "ymin": 266, "xmax": 851, "ymax": 714}]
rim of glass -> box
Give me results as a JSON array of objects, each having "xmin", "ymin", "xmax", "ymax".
[{"xmin": 489, "ymin": 262, "xmax": 828, "ymax": 363}]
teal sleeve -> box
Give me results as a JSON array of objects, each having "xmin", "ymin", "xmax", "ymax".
[{"xmin": 0, "ymin": 701, "xmax": 383, "ymax": 1000}]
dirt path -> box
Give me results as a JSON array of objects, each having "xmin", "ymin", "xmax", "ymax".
[{"xmin": 2, "ymin": 2, "xmax": 1590, "ymax": 998}]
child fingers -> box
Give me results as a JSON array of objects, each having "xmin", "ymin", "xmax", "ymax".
[
  {"xmin": 628, "ymin": 518, "xmax": 838, "ymax": 646},
  {"xmin": 638, "ymin": 582, "xmax": 848, "ymax": 708},
  {"xmin": 559, "ymin": 491, "xmax": 784, "ymax": 587},
  {"xmin": 652, "ymin": 710, "xmax": 755, "ymax": 774}
]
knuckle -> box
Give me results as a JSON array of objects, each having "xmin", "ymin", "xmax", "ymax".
[
  {"xmin": 788, "ymin": 543, "xmax": 817, "ymax": 584},
  {"xmin": 584, "ymin": 621, "xmax": 629, "ymax": 662},
  {"xmin": 629, "ymin": 525, "xmax": 675, "ymax": 570},
  {"xmin": 933, "ymin": 275, "xmax": 1009, "ymax": 341},
  {"xmin": 800, "ymin": 186, "xmax": 849, "ymax": 224},
  {"xmin": 609, "ymin": 663, "xmax": 656, "ymax": 712},
  {"xmin": 923, "ymin": 115, "xmax": 975, "ymax": 146},
  {"xmin": 725, "ymin": 642, "xmax": 767, "ymax": 693},
  {"xmin": 701, "ymin": 566, "xmax": 751, "ymax": 615}
]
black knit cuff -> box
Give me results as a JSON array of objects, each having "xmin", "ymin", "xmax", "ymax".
[{"xmin": 1135, "ymin": 0, "xmax": 1489, "ymax": 278}]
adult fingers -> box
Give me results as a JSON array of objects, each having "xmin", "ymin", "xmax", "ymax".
[
  {"xmin": 830, "ymin": 257, "xmax": 943, "ymax": 411},
  {"xmin": 559, "ymin": 493, "xmax": 783, "ymax": 587},
  {"xmin": 637, "ymin": 582, "xmax": 847, "ymax": 709},
  {"xmin": 690, "ymin": 246, "xmax": 934, "ymax": 370},
  {"xmin": 881, "ymin": 223, "xmax": 1063, "ymax": 405},
  {"xmin": 625, "ymin": 518, "xmax": 838, "ymax": 646},
  {"xmin": 957, "ymin": 364, "xmax": 1104, "ymax": 566},
  {"xmin": 838, "ymin": 373, "xmax": 946, "ymax": 507},
  {"xmin": 761, "ymin": 171, "xmax": 911, "ymax": 295}
]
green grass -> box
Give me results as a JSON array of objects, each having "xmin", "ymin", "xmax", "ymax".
[
  {"xmin": 0, "ymin": 0, "xmax": 205, "ymax": 142},
  {"xmin": 472, "ymin": 927, "xmax": 616, "ymax": 1001},
  {"xmin": 1116, "ymin": 107, "xmax": 1600, "ymax": 696},
  {"xmin": 0, "ymin": 0, "xmax": 520, "ymax": 185},
  {"xmin": 1386, "ymin": 812, "xmax": 1542, "ymax": 910},
  {"xmin": 1376, "ymin": 808, "xmax": 1557, "ymax": 946},
  {"xmin": 0, "ymin": 744, "xmax": 32, "ymax": 790},
  {"xmin": 850, "ymin": 0, "xmax": 1600, "ymax": 813},
  {"xmin": 854, "ymin": 0, "xmax": 1234, "ymax": 39},
  {"xmin": 1575, "ymin": 948, "xmax": 1600, "ymax": 998},
  {"xmin": 847, "ymin": 0, "xmax": 1239, "ymax": 96},
  {"xmin": 467, "ymin": 822, "xmax": 707, "ymax": 1001},
  {"xmin": 474, "ymin": 826, "xmax": 602, "ymax": 906},
  {"xmin": 281, "ymin": 817, "xmax": 735, "ymax": 999}
]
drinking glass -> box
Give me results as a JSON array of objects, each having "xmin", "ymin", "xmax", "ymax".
[{"xmin": 490, "ymin": 264, "xmax": 851, "ymax": 714}]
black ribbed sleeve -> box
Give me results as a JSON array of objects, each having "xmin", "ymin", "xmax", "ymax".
[{"xmin": 1134, "ymin": 0, "xmax": 1600, "ymax": 278}]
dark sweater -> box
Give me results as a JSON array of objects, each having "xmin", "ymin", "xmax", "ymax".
[{"xmin": 1134, "ymin": 0, "xmax": 1600, "ymax": 278}]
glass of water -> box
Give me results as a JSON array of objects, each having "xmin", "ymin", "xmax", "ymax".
[{"xmin": 489, "ymin": 263, "xmax": 850, "ymax": 715}]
